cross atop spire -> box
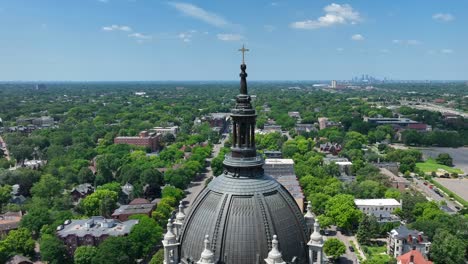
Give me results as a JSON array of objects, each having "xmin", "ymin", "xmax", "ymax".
[{"xmin": 238, "ymin": 44, "xmax": 249, "ymax": 64}]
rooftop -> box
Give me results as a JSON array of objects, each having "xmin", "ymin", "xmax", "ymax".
[
  {"xmin": 112, "ymin": 202, "xmax": 155, "ymax": 216},
  {"xmin": 56, "ymin": 216, "xmax": 138, "ymax": 238},
  {"xmin": 354, "ymin": 198, "xmax": 401, "ymax": 206},
  {"xmin": 397, "ymin": 249, "xmax": 433, "ymax": 264}
]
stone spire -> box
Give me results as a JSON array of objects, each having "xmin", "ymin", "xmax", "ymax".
[
  {"xmin": 264, "ymin": 235, "xmax": 286, "ymax": 264},
  {"xmin": 224, "ymin": 44, "xmax": 263, "ymax": 173},
  {"xmin": 163, "ymin": 219, "xmax": 179, "ymax": 264},
  {"xmin": 308, "ymin": 220, "xmax": 324, "ymax": 264},
  {"xmin": 197, "ymin": 235, "xmax": 215, "ymax": 264}
]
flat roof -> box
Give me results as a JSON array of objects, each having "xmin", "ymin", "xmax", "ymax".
[
  {"xmin": 354, "ymin": 198, "xmax": 401, "ymax": 206},
  {"xmin": 265, "ymin": 159, "xmax": 294, "ymax": 165}
]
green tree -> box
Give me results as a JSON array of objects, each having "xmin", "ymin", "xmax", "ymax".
[
  {"xmin": 74, "ymin": 246, "xmax": 98, "ymax": 264},
  {"xmin": 30, "ymin": 174, "xmax": 64, "ymax": 200},
  {"xmin": 323, "ymin": 238, "xmax": 346, "ymax": 260},
  {"xmin": 128, "ymin": 215, "xmax": 163, "ymax": 258},
  {"xmin": 384, "ymin": 188, "xmax": 402, "ymax": 200},
  {"xmin": 40, "ymin": 233, "xmax": 69, "ymax": 264},
  {"xmin": 149, "ymin": 249, "xmax": 164, "ymax": 264},
  {"xmin": 435, "ymin": 153, "xmax": 453, "ymax": 167},
  {"xmin": 325, "ymin": 194, "xmax": 362, "ymax": 231},
  {"xmin": 92, "ymin": 237, "xmax": 135, "ymax": 264},
  {"xmin": 430, "ymin": 229, "xmax": 466, "ymax": 264},
  {"xmin": 78, "ymin": 167, "xmax": 95, "ymax": 184},
  {"xmin": 80, "ymin": 189, "xmax": 118, "ymax": 217},
  {"xmin": 0, "ymin": 228, "xmax": 35, "ymax": 259},
  {"xmin": 0, "ymin": 185, "xmax": 12, "ymax": 212}
]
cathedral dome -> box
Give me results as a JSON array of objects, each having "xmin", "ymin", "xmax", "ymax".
[{"xmin": 178, "ymin": 169, "xmax": 309, "ymax": 264}]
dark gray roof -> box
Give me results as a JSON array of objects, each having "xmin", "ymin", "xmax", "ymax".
[
  {"xmin": 179, "ymin": 173, "xmax": 309, "ymax": 264},
  {"xmin": 112, "ymin": 203, "xmax": 155, "ymax": 216}
]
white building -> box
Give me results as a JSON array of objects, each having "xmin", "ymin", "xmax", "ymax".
[
  {"xmin": 153, "ymin": 126, "xmax": 179, "ymax": 137},
  {"xmin": 354, "ymin": 198, "xmax": 402, "ymax": 214}
]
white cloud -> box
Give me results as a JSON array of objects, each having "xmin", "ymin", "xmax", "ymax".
[
  {"xmin": 441, "ymin": 49, "xmax": 454, "ymax": 54},
  {"xmin": 351, "ymin": 34, "xmax": 364, "ymax": 41},
  {"xmin": 392, "ymin": 39, "xmax": 421, "ymax": 45},
  {"xmin": 178, "ymin": 32, "xmax": 192, "ymax": 42},
  {"xmin": 217, "ymin": 33, "xmax": 243, "ymax": 41},
  {"xmin": 98, "ymin": 0, "xmax": 109, "ymax": 3},
  {"xmin": 432, "ymin": 13, "xmax": 455, "ymax": 22},
  {"xmin": 264, "ymin": 25, "xmax": 276, "ymax": 32},
  {"xmin": 128, "ymin": 33, "xmax": 152, "ymax": 40},
  {"xmin": 336, "ymin": 48, "xmax": 344, "ymax": 52},
  {"xmin": 170, "ymin": 2, "xmax": 229, "ymax": 28},
  {"xmin": 102, "ymin": 25, "xmax": 132, "ymax": 32},
  {"xmin": 291, "ymin": 3, "xmax": 361, "ymax": 29}
]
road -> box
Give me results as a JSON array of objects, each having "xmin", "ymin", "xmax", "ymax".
[
  {"xmin": 328, "ymin": 226, "xmax": 364, "ymax": 264},
  {"xmin": 0, "ymin": 135, "xmax": 11, "ymax": 161},
  {"xmin": 182, "ymin": 134, "xmax": 228, "ymax": 212},
  {"xmin": 412, "ymin": 177, "xmax": 459, "ymax": 211}
]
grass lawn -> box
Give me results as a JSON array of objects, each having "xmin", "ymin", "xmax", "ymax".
[
  {"xmin": 416, "ymin": 159, "xmax": 464, "ymax": 174},
  {"xmin": 363, "ymin": 244, "xmax": 394, "ymax": 263}
]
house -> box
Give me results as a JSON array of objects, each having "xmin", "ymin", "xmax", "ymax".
[
  {"xmin": 114, "ymin": 131, "xmax": 161, "ymax": 152},
  {"xmin": 56, "ymin": 216, "xmax": 139, "ymax": 255},
  {"xmin": 295, "ymin": 124, "xmax": 317, "ymax": 134},
  {"xmin": 288, "ymin": 111, "xmax": 301, "ymax": 119},
  {"xmin": 263, "ymin": 125, "xmax": 282, "ymax": 133},
  {"xmin": 388, "ymin": 226, "xmax": 431, "ymax": 258},
  {"xmin": 323, "ymin": 156, "xmax": 353, "ymax": 175},
  {"xmin": 111, "ymin": 198, "xmax": 156, "ymax": 221},
  {"xmin": 318, "ymin": 117, "xmax": 340, "ymax": 130},
  {"xmin": 355, "ymin": 199, "xmax": 402, "ymax": 223},
  {"xmin": 70, "ymin": 183, "xmax": 95, "ymax": 202},
  {"xmin": 121, "ymin": 182, "xmax": 134, "ymax": 203},
  {"xmin": 319, "ymin": 142, "xmax": 342, "ymax": 155},
  {"xmin": 0, "ymin": 211, "xmax": 23, "ymax": 236},
  {"xmin": 263, "ymin": 159, "xmax": 305, "ymax": 211},
  {"xmin": 397, "ymin": 248, "xmax": 433, "ymax": 264}
]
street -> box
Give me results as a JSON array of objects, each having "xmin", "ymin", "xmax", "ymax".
[
  {"xmin": 412, "ymin": 177, "xmax": 459, "ymax": 211},
  {"xmin": 182, "ymin": 134, "xmax": 228, "ymax": 211},
  {"xmin": 327, "ymin": 226, "xmax": 365, "ymax": 264}
]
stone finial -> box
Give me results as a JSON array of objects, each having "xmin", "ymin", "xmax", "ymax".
[
  {"xmin": 264, "ymin": 235, "xmax": 286, "ymax": 264},
  {"xmin": 304, "ymin": 201, "xmax": 315, "ymax": 219},
  {"xmin": 164, "ymin": 219, "xmax": 177, "ymax": 244},
  {"xmin": 309, "ymin": 220, "xmax": 323, "ymax": 245},
  {"xmin": 176, "ymin": 201, "xmax": 186, "ymax": 222},
  {"xmin": 197, "ymin": 235, "xmax": 215, "ymax": 264}
]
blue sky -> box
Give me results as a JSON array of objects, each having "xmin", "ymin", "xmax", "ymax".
[{"xmin": 0, "ymin": 0, "xmax": 467, "ymax": 81}]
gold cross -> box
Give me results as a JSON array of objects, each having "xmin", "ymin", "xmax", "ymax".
[{"xmin": 238, "ymin": 44, "xmax": 249, "ymax": 64}]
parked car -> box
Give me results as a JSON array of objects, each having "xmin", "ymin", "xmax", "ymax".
[{"xmin": 349, "ymin": 246, "xmax": 355, "ymax": 252}]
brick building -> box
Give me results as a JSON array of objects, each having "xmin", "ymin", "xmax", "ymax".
[
  {"xmin": 56, "ymin": 216, "xmax": 138, "ymax": 255},
  {"xmin": 114, "ymin": 131, "xmax": 161, "ymax": 152},
  {"xmin": 111, "ymin": 198, "xmax": 156, "ymax": 221}
]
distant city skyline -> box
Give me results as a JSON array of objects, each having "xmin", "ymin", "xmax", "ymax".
[{"xmin": 0, "ymin": 0, "xmax": 467, "ymax": 81}]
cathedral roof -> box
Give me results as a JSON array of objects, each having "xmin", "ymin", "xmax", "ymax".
[{"xmin": 178, "ymin": 49, "xmax": 309, "ymax": 263}]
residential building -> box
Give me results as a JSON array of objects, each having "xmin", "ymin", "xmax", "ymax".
[
  {"xmin": 111, "ymin": 198, "xmax": 156, "ymax": 221},
  {"xmin": 318, "ymin": 117, "xmax": 340, "ymax": 130},
  {"xmin": 388, "ymin": 226, "xmax": 431, "ymax": 258},
  {"xmin": 70, "ymin": 183, "xmax": 95, "ymax": 202},
  {"xmin": 114, "ymin": 131, "xmax": 161, "ymax": 152},
  {"xmin": 264, "ymin": 150, "xmax": 282, "ymax": 159},
  {"xmin": 295, "ymin": 123, "xmax": 317, "ymax": 134},
  {"xmin": 205, "ymin": 113, "xmax": 230, "ymax": 129},
  {"xmin": 331, "ymin": 80, "xmax": 337, "ymax": 88},
  {"xmin": 32, "ymin": 116, "xmax": 54, "ymax": 127},
  {"xmin": 323, "ymin": 156, "xmax": 352, "ymax": 175},
  {"xmin": 319, "ymin": 142, "xmax": 342, "ymax": 155},
  {"xmin": 0, "ymin": 211, "xmax": 23, "ymax": 236},
  {"xmin": 56, "ymin": 216, "xmax": 139, "ymax": 255},
  {"xmin": 288, "ymin": 111, "xmax": 301, "ymax": 119},
  {"xmin": 263, "ymin": 124, "xmax": 282, "ymax": 133},
  {"xmin": 355, "ymin": 199, "xmax": 402, "ymax": 214},
  {"xmin": 397, "ymin": 248, "xmax": 433, "ymax": 264},
  {"xmin": 152, "ymin": 126, "xmax": 179, "ymax": 137},
  {"xmin": 264, "ymin": 159, "xmax": 305, "ymax": 211}
]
